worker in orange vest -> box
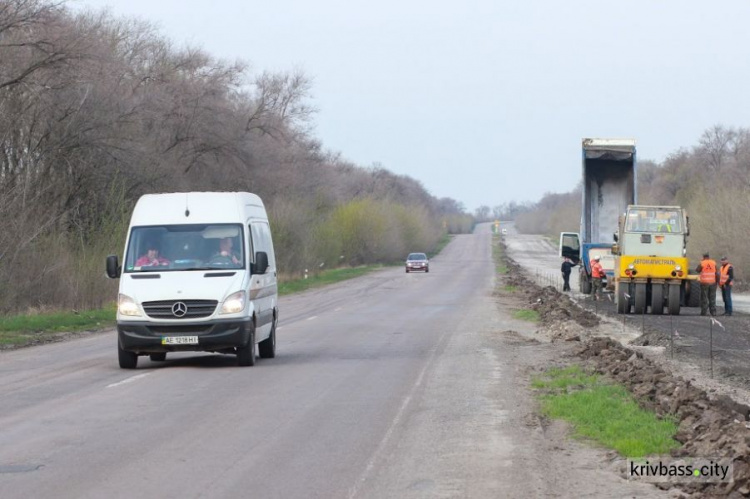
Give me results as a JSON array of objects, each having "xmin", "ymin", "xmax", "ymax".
[
  {"xmin": 591, "ymin": 256, "xmax": 604, "ymax": 301},
  {"xmin": 695, "ymin": 252, "xmax": 720, "ymax": 316},
  {"xmin": 719, "ymin": 256, "xmax": 734, "ymax": 316}
]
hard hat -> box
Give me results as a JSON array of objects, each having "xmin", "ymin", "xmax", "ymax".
[{"xmin": 594, "ymin": 256, "xmax": 600, "ymax": 261}]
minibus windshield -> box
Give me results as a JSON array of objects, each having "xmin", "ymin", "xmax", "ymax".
[{"xmin": 124, "ymin": 224, "xmax": 245, "ymax": 272}]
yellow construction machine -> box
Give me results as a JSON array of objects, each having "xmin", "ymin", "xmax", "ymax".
[{"xmin": 612, "ymin": 205, "xmax": 700, "ymax": 315}]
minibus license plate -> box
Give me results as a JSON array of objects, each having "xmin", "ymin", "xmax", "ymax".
[{"xmin": 162, "ymin": 336, "xmax": 199, "ymax": 345}]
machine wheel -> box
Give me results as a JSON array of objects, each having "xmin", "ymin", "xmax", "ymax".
[
  {"xmin": 149, "ymin": 353, "xmax": 167, "ymax": 362},
  {"xmin": 617, "ymin": 282, "xmax": 631, "ymax": 314},
  {"xmin": 580, "ymin": 273, "xmax": 592, "ymax": 294},
  {"xmin": 668, "ymin": 284, "xmax": 681, "ymax": 315},
  {"xmin": 651, "ymin": 284, "xmax": 664, "ymax": 315},
  {"xmin": 118, "ymin": 342, "xmax": 138, "ymax": 369},
  {"xmin": 258, "ymin": 315, "xmax": 277, "ymax": 359},
  {"xmin": 237, "ymin": 327, "xmax": 256, "ymax": 366},
  {"xmin": 633, "ymin": 283, "xmax": 647, "ymax": 315},
  {"xmin": 687, "ymin": 281, "xmax": 701, "ymax": 307}
]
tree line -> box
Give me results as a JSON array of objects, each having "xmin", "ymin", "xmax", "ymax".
[
  {"xmin": 514, "ymin": 125, "xmax": 750, "ymax": 285},
  {"xmin": 0, "ymin": 0, "xmax": 473, "ymax": 313}
]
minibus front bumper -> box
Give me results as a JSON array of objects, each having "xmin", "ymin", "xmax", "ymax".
[{"xmin": 117, "ymin": 318, "xmax": 253, "ymax": 353}]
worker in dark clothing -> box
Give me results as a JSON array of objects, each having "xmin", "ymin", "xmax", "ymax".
[
  {"xmin": 561, "ymin": 257, "xmax": 576, "ymax": 292},
  {"xmin": 719, "ymin": 256, "xmax": 734, "ymax": 316},
  {"xmin": 696, "ymin": 252, "xmax": 720, "ymax": 316}
]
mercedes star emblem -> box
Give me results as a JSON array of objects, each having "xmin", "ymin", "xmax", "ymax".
[{"xmin": 172, "ymin": 301, "xmax": 188, "ymax": 317}]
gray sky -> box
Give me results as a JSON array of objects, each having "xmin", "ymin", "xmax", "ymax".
[{"xmin": 73, "ymin": 0, "xmax": 750, "ymax": 212}]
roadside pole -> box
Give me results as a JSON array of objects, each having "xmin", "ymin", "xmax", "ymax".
[
  {"xmin": 709, "ymin": 318, "xmax": 724, "ymax": 379},
  {"xmin": 670, "ymin": 314, "xmax": 674, "ymax": 359},
  {"xmin": 709, "ymin": 317, "xmax": 714, "ymax": 378}
]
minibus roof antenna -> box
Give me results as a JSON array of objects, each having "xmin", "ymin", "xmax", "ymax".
[{"xmin": 184, "ymin": 193, "xmax": 190, "ymax": 217}]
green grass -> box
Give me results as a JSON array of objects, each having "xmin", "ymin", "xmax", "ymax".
[
  {"xmin": 514, "ymin": 309, "xmax": 540, "ymax": 322},
  {"xmin": 504, "ymin": 285, "xmax": 518, "ymax": 293},
  {"xmin": 492, "ymin": 235, "xmax": 509, "ymax": 274},
  {"xmin": 278, "ymin": 265, "xmax": 382, "ymax": 295},
  {"xmin": 0, "ymin": 304, "xmax": 117, "ymax": 347},
  {"xmin": 0, "ymin": 257, "xmax": 422, "ymax": 348},
  {"xmin": 533, "ymin": 365, "xmax": 680, "ymax": 458},
  {"xmin": 430, "ymin": 233, "xmax": 453, "ymax": 258}
]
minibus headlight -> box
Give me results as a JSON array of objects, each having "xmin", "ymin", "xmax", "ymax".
[
  {"xmin": 221, "ymin": 291, "xmax": 246, "ymax": 314},
  {"xmin": 118, "ymin": 294, "xmax": 141, "ymax": 317}
]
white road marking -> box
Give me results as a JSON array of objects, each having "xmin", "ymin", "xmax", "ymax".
[
  {"xmin": 107, "ymin": 373, "xmax": 152, "ymax": 388},
  {"xmin": 306, "ymin": 316, "xmax": 318, "ymax": 321},
  {"xmin": 334, "ymin": 307, "xmax": 343, "ymax": 312},
  {"xmin": 347, "ymin": 342, "xmax": 439, "ymax": 499}
]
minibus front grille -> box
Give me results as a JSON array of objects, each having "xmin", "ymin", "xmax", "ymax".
[
  {"xmin": 142, "ymin": 300, "xmax": 218, "ymax": 319},
  {"xmin": 149, "ymin": 325, "xmax": 213, "ymax": 335}
]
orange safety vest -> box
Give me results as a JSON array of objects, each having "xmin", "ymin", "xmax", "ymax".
[
  {"xmin": 591, "ymin": 261, "xmax": 604, "ymax": 278},
  {"xmin": 720, "ymin": 263, "xmax": 733, "ymax": 286},
  {"xmin": 699, "ymin": 259, "xmax": 717, "ymax": 284}
]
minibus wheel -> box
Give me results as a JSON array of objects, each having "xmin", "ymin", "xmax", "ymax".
[
  {"xmin": 237, "ymin": 328, "xmax": 256, "ymax": 366},
  {"xmin": 118, "ymin": 342, "xmax": 138, "ymax": 369},
  {"xmin": 259, "ymin": 316, "xmax": 277, "ymax": 359}
]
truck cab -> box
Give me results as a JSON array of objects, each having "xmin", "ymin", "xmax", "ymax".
[{"xmin": 559, "ymin": 234, "xmax": 614, "ymax": 292}]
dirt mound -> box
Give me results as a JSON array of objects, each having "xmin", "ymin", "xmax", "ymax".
[
  {"xmin": 578, "ymin": 338, "xmax": 750, "ymax": 497},
  {"xmin": 529, "ymin": 285, "xmax": 599, "ymax": 329},
  {"xmin": 500, "ymin": 245, "xmax": 599, "ymax": 341}
]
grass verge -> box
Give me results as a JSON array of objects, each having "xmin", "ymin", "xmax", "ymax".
[
  {"xmin": 0, "ymin": 261, "xmax": 403, "ymax": 348},
  {"xmin": 429, "ymin": 233, "xmax": 453, "ymax": 258},
  {"xmin": 533, "ymin": 365, "xmax": 679, "ymax": 458},
  {"xmin": 0, "ymin": 304, "xmax": 117, "ymax": 347},
  {"xmin": 514, "ymin": 309, "xmax": 540, "ymax": 322},
  {"xmin": 0, "ymin": 265, "xmax": 385, "ymax": 348},
  {"xmin": 492, "ymin": 235, "xmax": 508, "ymax": 274},
  {"xmin": 278, "ymin": 265, "xmax": 382, "ymax": 295}
]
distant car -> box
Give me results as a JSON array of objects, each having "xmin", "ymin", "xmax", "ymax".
[{"xmin": 406, "ymin": 253, "xmax": 429, "ymax": 273}]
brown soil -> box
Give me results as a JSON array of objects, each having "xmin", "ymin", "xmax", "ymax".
[{"xmin": 498, "ymin": 241, "xmax": 750, "ymax": 497}]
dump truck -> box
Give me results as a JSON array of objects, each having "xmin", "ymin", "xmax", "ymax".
[
  {"xmin": 560, "ymin": 138, "xmax": 637, "ymax": 294},
  {"xmin": 612, "ymin": 205, "xmax": 700, "ymax": 315}
]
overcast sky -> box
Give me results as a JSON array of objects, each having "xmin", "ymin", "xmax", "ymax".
[{"xmin": 72, "ymin": 0, "xmax": 750, "ymax": 212}]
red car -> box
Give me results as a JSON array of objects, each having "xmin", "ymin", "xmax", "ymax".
[{"xmin": 405, "ymin": 253, "xmax": 429, "ymax": 273}]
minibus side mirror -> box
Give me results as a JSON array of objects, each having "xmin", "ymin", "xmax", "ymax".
[
  {"xmin": 106, "ymin": 255, "xmax": 121, "ymax": 279},
  {"xmin": 252, "ymin": 251, "xmax": 269, "ymax": 274}
]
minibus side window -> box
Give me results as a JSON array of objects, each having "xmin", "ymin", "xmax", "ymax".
[
  {"xmin": 246, "ymin": 224, "xmax": 255, "ymax": 263},
  {"xmin": 250, "ymin": 223, "xmax": 262, "ymax": 263},
  {"xmin": 250, "ymin": 222, "xmax": 274, "ymax": 268},
  {"xmin": 258, "ymin": 222, "xmax": 275, "ymax": 269}
]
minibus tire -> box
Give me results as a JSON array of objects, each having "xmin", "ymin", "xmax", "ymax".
[
  {"xmin": 237, "ymin": 329, "xmax": 256, "ymax": 366},
  {"xmin": 118, "ymin": 342, "xmax": 138, "ymax": 369},
  {"xmin": 259, "ymin": 319, "xmax": 276, "ymax": 359}
]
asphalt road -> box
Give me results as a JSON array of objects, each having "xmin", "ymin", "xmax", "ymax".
[{"xmin": 0, "ymin": 227, "xmax": 537, "ymax": 499}]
